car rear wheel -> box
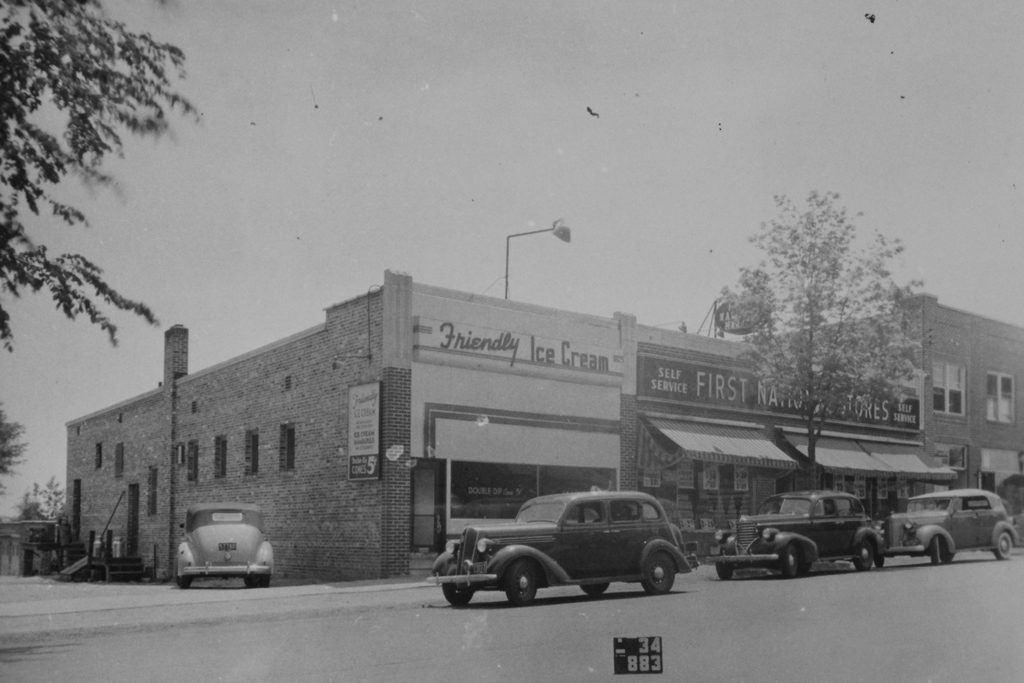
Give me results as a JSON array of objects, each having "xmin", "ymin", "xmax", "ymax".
[
  {"xmin": 928, "ymin": 537, "xmax": 945, "ymax": 566},
  {"xmin": 504, "ymin": 559, "xmax": 539, "ymax": 607},
  {"xmin": 994, "ymin": 531, "xmax": 1013, "ymax": 560},
  {"xmin": 641, "ymin": 551, "xmax": 676, "ymax": 595},
  {"xmin": 852, "ymin": 540, "xmax": 875, "ymax": 571},
  {"xmin": 715, "ymin": 563, "xmax": 734, "ymax": 580},
  {"xmin": 244, "ymin": 576, "xmax": 258, "ymax": 588},
  {"xmin": 176, "ymin": 575, "xmax": 192, "ymax": 589},
  {"xmin": 779, "ymin": 545, "xmax": 800, "ymax": 579},
  {"xmin": 581, "ymin": 583, "xmax": 609, "ymax": 596}
]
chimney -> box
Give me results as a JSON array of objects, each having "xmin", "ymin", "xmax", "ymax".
[{"xmin": 164, "ymin": 325, "xmax": 189, "ymax": 388}]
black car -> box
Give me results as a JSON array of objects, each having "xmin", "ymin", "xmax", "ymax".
[
  {"xmin": 431, "ymin": 491, "xmax": 694, "ymax": 607},
  {"xmin": 711, "ymin": 490, "xmax": 884, "ymax": 579}
]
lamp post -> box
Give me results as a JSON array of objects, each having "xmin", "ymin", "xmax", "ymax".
[{"xmin": 504, "ymin": 218, "xmax": 572, "ymax": 299}]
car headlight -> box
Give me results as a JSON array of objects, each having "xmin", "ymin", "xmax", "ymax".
[
  {"xmin": 761, "ymin": 527, "xmax": 778, "ymax": 542},
  {"xmin": 445, "ymin": 540, "xmax": 458, "ymax": 555},
  {"xmin": 713, "ymin": 530, "xmax": 730, "ymax": 543},
  {"xmin": 476, "ymin": 538, "xmax": 493, "ymax": 554},
  {"xmin": 902, "ymin": 522, "xmax": 917, "ymax": 533}
]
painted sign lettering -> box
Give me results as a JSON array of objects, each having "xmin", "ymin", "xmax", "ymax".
[
  {"xmin": 638, "ymin": 356, "xmax": 920, "ymax": 431},
  {"xmin": 415, "ymin": 317, "xmax": 621, "ymax": 375}
]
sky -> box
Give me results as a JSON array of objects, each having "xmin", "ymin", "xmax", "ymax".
[{"xmin": 2, "ymin": 1, "xmax": 1023, "ymax": 517}]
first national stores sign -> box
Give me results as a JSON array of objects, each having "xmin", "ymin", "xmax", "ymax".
[
  {"xmin": 348, "ymin": 382, "xmax": 381, "ymax": 480},
  {"xmin": 638, "ymin": 356, "xmax": 920, "ymax": 431}
]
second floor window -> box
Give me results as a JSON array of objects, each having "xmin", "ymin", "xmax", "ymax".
[
  {"xmin": 933, "ymin": 362, "xmax": 965, "ymax": 416},
  {"xmin": 186, "ymin": 440, "xmax": 199, "ymax": 481},
  {"xmin": 114, "ymin": 443, "xmax": 125, "ymax": 478},
  {"xmin": 279, "ymin": 424, "xmax": 296, "ymax": 471},
  {"xmin": 986, "ymin": 372, "xmax": 1014, "ymax": 423},
  {"xmin": 214, "ymin": 436, "xmax": 227, "ymax": 478},
  {"xmin": 95, "ymin": 443, "xmax": 103, "ymax": 469},
  {"xmin": 245, "ymin": 429, "xmax": 259, "ymax": 475},
  {"xmin": 147, "ymin": 466, "xmax": 158, "ymax": 515}
]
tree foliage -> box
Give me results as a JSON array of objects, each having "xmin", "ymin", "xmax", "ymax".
[
  {"xmin": 0, "ymin": 402, "xmax": 27, "ymax": 495},
  {"xmin": 721, "ymin": 191, "xmax": 921, "ymax": 480},
  {"xmin": 17, "ymin": 475, "xmax": 64, "ymax": 520},
  {"xmin": 1, "ymin": 0, "xmax": 197, "ymax": 350}
]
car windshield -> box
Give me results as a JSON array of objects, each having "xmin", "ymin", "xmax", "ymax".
[
  {"xmin": 758, "ymin": 497, "xmax": 812, "ymax": 516},
  {"xmin": 907, "ymin": 498, "xmax": 951, "ymax": 513},
  {"xmin": 515, "ymin": 501, "xmax": 565, "ymax": 523}
]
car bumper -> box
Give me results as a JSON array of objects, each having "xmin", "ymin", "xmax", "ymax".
[
  {"xmin": 180, "ymin": 563, "xmax": 273, "ymax": 577},
  {"xmin": 431, "ymin": 573, "xmax": 498, "ymax": 587},
  {"xmin": 707, "ymin": 553, "xmax": 780, "ymax": 565},
  {"xmin": 884, "ymin": 545, "xmax": 925, "ymax": 555}
]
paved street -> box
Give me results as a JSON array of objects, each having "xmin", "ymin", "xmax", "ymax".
[{"xmin": 2, "ymin": 552, "xmax": 1023, "ymax": 682}]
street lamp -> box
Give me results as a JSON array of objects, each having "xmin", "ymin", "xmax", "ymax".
[{"xmin": 504, "ymin": 218, "xmax": 572, "ymax": 299}]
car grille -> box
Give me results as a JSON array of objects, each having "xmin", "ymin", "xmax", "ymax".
[
  {"xmin": 735, "ymin": 521, "xmax": 758, "ymax": 553},
  {"xmin": 458, "ymin": 528, "xmax": 478, "ymax": 565}
]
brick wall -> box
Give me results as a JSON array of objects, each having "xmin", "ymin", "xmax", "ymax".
[{"xmin": 67, "ymin": 288, "xmax": 392, "ymax": 582}]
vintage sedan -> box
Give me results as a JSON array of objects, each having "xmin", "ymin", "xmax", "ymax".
[
  {"xmin": 711, "ymin": 490, "xmax": 883, "ymax": 579},
  {"xmin": 176, "ymin": 503, "xmax": 274, "ymax": 588},
  {"xmin": 882, "ymin": 488, "xmax": 1020, "ymax": 564},
  {"xmin": 431, "ymin": 491, "xmax": 694, "ymax": 607}
]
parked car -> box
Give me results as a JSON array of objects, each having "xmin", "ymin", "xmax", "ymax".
[
  {"xmin": 431, "ymin": 491, "xmax": 694, "ymax": 607},
  {"xmin": 711, "ymin": 490, "xmax": 883, "ymax": 579},
  {"xmin": 176, "ymin": 503, "xmax": 274, "ymax": 588},
  {"xmin": 881, "ymin": 488, "xmax": 1020, "ymax": 565}
]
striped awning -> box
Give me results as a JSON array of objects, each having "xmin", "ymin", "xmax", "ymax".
[
  {"xmin": 784, "ymin": 435, "xmax": 895, "ymax": 477},
  {"xmin": 783, "ymin": 434, "xmax": 957, "ymax": 481},
  {"xmin": 859, "ymin": 443, "xmax": 958, "ymax": 481},
  {"xmin": 643, "ymin": 419, "xmax": 797, "ymax": 470}
]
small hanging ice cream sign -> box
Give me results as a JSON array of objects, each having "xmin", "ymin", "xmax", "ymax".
[{"xmin": 348, "ymin": 382, "xmax": 381, "ymax": 480}]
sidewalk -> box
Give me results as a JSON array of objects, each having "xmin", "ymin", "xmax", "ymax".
[{"xmin": 0, "ymin": 572, "xmax": 436, "ymax": 640}]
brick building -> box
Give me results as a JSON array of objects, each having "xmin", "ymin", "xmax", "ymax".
[
  {"xmin": 65, "ymin": 274, "xmax": 1017, "ymax": 582},
  {"xmin": 918, "ymin": 294, "xmax": 1024, "ymax": 518}
]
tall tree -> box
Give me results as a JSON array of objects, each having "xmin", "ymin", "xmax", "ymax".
[
  {"xmin": 0, "ymin": 402, "xmax": 27, "ymax": 495},
  {"xmin": 1, "ymin": 0, "xmax": 197, "ymax": 350},
  {"xmin": 721, "ymin": 191, "xmax": 921, "ymax": 485}
]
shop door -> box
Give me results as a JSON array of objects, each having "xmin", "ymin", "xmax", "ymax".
[
  {"xmin": 126, "ymin": 484, "xmax": 140, "ymax": 557},
  {"xmin": 412, "ymin": 460, "xmax": 445, "ymax": 552}
]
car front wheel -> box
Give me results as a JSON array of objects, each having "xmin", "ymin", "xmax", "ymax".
[
  {"xmin": 994, "ymin": 531, "xmax": 1013, "ymax": 560},
  {"xmin": 503, "ymin": 559, "xmax": 539, "ymax": 607},
  {"xmin": 176, "ymin": 575, "xmax": 192, "ymax": 589},
  {"xmin": 779, "ymin": 545, "xmax": 800, "ymax": 579},
  {"xmin": 928, "ymin": 537, "xmax": 945, "ymax": 566},
  {"xmin": 715, "ymin": 563, "xmax": 734, "ymax": 580},
  {"xmin": 641, "ymin": 551, "xmax": 676, "ymax": 595},
  {"xmin": 852, "ymin": 540, "xmax": 875, "ymax": 571}
]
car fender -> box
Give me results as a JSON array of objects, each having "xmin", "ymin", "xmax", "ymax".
[
  {"xmin": 641, "ymin": 539, "xmax": 691, "ymax": 573},
  {"xmin": 914, "ymin": 525, "xmax": 956, "ymax": 553},
  {"xmin": 854, "ymin": 526, "xmax": 885, "ymax": 554},
  {"xmin": 176, "ymin": 542, "xmax": 195, "ymax": 574},
  {"xmin": 991, "ymin": 522, "xmax": 1020, "ymax": 547},
  {"xmin": 489, "ymin": 544, "xmax": 571, "ymax": 584},
  {"xmin": 431, "ymin": 550, "xmax": 456, "ymax": 575},
  {"xmin": 769, "ymin": 532, "xmax": 819, "ymax": 564},
  {"xmin": 255, "ymin": 541, "xmax": 274, "ymax": 570}
]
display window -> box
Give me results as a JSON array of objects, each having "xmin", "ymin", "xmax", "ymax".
[{"xmin": 450, "ymin": 461, "xmax": 617, "ymax": 519}]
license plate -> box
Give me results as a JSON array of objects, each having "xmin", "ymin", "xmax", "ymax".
[
  {"xmin": 469, "ymin": 562, "xmax": 488, "ymax": 574},
  {"xmin": 218, "ymin": 542, "xmax": 237, "ymax": 551}
]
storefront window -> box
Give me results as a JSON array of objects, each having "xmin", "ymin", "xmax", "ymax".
[
  {"xmin": 539, "ymin": 465, "xmax": 616, "ymax": 496},
  {"xmin": 450, "ymin": 461, "xmax": 617, "ymax": 519},
  {"xmin": 451, "ymin": 462, "xmax": 535, "ymax": 519}
]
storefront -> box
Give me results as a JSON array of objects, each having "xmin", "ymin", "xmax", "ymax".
[
  {"xmin": 631, "ymin": 335, "xmax": 955, "ymax": 550},
  {"xmin": 409, "ymin": 286, "xmax": 625, "ymax": 547}
]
